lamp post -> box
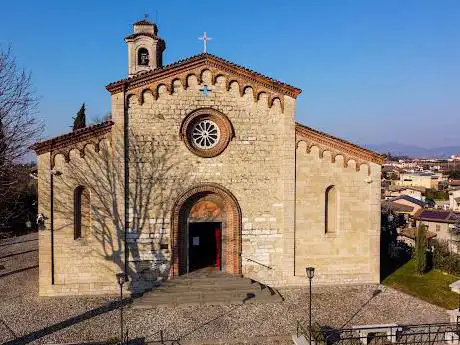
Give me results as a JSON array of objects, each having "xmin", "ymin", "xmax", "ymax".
[
  {"xmin": 49, "ymin": 169, "xmax": 61, "ymax": 285},
  {"xmin": 116, "ymin": 272, "xmax": 128, "ymax": 345},
  {"xmin": 306, "ymin": 267, "xmax": 315, "ymax": 345}
]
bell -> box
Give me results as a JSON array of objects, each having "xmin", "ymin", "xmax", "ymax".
[{"xmin": 140, "ymin": 54, "xmax": 149, "ymax": 65}]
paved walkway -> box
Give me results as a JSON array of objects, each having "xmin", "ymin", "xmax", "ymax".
[{"xmin": 0, "ymin": 233, "xmax": 449, "ymax": 345}]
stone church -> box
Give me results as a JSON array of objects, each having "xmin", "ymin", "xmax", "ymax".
[{"xmin": 33, "ymin": 19, "xmax": 383, "ymax": 296}]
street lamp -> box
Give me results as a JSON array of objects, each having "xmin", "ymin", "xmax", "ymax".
[
  {"xmin": 116, "ymin": 272, "xmax": 128, "ymax": 345},
  {"xmin": 306, "ymin": 267, "xmax": 315, "ymax": 345}
]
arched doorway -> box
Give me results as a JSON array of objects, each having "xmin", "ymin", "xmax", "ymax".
[{"xmin": 171, "ymin": 183, "xmax": 242, "ymax": 277}]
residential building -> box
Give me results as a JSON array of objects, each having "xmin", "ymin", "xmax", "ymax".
[
  {"xmin": 384, "ymin": 186, "xmax": 424, "ymax": 201},
  {"xmin": 414, "ymin": 209, "xmax": 460, "ymax": 253},
  {"xmin": 398, "ymin": 227, "xmax": 437, "ymax": 248},
  {"xmin": 391, "ymin": 195, "xmax": 427, "ymax": 218},
  {"xmin": 396, "ymin": 172, "xmax": 447, "ymax": 190},
  {"xmin": 449, "ymin": 188, "xmax": 460, "ymax": 211}
]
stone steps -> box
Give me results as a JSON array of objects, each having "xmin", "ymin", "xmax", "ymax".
[
  {"xmin": 131, "ymin": 270, "xmax": 283, "ymax": 308},
  {"xmin": 158, "ymin": 277, "xmax": 259, "ymax": 289}
]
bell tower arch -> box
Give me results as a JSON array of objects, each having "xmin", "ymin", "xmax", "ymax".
[{"xmin": 125, "ymin": 18, "xmax": 166, "ymax": 77}]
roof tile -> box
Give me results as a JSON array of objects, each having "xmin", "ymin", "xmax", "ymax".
[{"xmin": 105, "ymin": 53, "xmax": 301, "ymax": 97}]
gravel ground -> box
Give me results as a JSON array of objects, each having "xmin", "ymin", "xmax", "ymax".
[{"xmin": 0, "ymin": 233, "xmax": 449, "ymax": 345}]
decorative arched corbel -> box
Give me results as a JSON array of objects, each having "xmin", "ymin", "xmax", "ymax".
[
  {"xmin": 243, "ymin": 85, "xmax": 255, "ymax": 99},
  {"xmin": 269, "ymin": 96, "xmax": 283, "ymax": 112},
  {"xmin": 212, "ymin": 73, "xmax": 225, "ymax": 85},
  {"xmin": 171, "ymin": 78, "xmax": 182, "ymax": 94},
  {"xmin": 125, "ymin": 93, "xmax": 138, "ymax": 107},
  {"xmin": 185, "ymin": 73, "xmax": 199, "ymax": 89},
  {"xmin": 295, "ymin": 139, "xmax": 308, "ymax": 150},
  {"xmin": 179, "ymin": 75, "xmax": 188, "ymax": 90},
  {"xmin": 319, "ymin": 149, "xmax": 325, "ymax": 159},
  {"xmin": 199, "ymin": 68, "xmax": 214, "ymax": 85},
  {"xmin": 227, "ymin": 79, "xmax": 240, "ymax": 94},
  {"xmin": 135, "ymin": 90, "xmax": 143, "ymax": 105}
]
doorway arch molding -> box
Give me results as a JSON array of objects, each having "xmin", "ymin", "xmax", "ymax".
[{"xmin": 170, "ymin": 182, "xmax": 242, "ymax": 277}]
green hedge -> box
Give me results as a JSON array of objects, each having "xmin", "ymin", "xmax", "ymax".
[
  {"xmin": 424, "ymin": 189, "xmax": 449, "ymax": 200},
  {"xmin": 432, "ymin": 239, "xmax": 460, "ymax": 276}
]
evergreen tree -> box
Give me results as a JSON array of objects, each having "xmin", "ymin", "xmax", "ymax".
[
  {"xmin": 415, "ymin": 223, "xmax": 427, "ymax": 274},
  {"xmin": 72, "ymin": 103, "xmax": 86, "ymax": 130}
]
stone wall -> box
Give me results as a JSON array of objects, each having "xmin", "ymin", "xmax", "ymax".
[
  {"xmin": 37, "ymin": 143, "xmax": 122, "ymax": 296},
  {"xmin": 109, "ymin": 70, "xmax": 296, "ymax": 289},
  {"xmin": 37, "ymin": 67, "xmax": 383, "ymax": 295},
  {"xmin": 294, "ymin": 142, "xmax": 381, "ymax": 285}
]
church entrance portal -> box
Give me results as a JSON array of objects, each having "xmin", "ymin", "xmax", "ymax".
[
  {"xmin": 171, "ymin": 183, "xmax": 242, "ymax": 278},
  {"xmin": 188, "ymin": 222, "xmax": 221, "ymax": 272}
]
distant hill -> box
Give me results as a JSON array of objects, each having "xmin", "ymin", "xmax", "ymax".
[{"xmin": 367, "ymin": 142, "xmax": 460, "ymax": 159}]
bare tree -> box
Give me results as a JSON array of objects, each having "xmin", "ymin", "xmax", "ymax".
[
  {"xmin": 89, "ymin": 112, "xmax": 112, "ymax": 125},
  {"xmin": 0, "ymin": 45, "xmax": 42, "ymax": 232}
]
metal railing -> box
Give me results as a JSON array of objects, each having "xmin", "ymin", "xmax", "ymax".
[
  {"xmin": 296, "ymin": 322, "xmax": 460, "ymax": 345},
  {"xmin": 242, "ymin": 257, "xmax": 273, "ymax": 270}
]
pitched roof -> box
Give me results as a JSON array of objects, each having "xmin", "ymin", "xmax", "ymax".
[
  {"xmin": 125, "ymin": 32, "xmax": 163, "ymax": 41},
  {"xmin": 414, "ymin": 209, "xmax": 460, "ymax": 224},
  {"xmin": 381, "ymin": 200, "xmax": 414, "ymax": 213},
  {"xmin": 31, "ymin": 121, "xmax": 113, "ymax": 155},
  {"xmin": 391, "ymin": 195, "xmax": 427, "ymax": 207},
  {"xmin": 295, "ymin": 122, "xmax": 385, "ymax": 165},
  {"xmin": 399, "ymin": 227, "xmax": 437, "ymax": 240},
  {"xmin": 388, "ymin": 185, "xmax": 425, "ymax": 193},
  {"xmin": 105, "ymin": 53, "xmax": 302, "ymax": 98}
]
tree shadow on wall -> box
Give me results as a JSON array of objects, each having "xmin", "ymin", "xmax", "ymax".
[{"xmin": 42, "ymin": 129, "xmax": 194, "ymax": 292}]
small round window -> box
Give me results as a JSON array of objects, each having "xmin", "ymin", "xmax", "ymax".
[
  {"xmin": 191, "ymin": 119, "xmax": 221, "ymax": 149},
  {"xmin": 181, "ymin": 108, "xmax": 233, "ymax": 158}
]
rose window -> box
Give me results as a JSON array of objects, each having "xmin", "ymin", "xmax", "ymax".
[
  {"xmin": 181, "ymin": 108, "xmax": 233, "ymax": 158},
  {"xmin": 191, "ymin": 119, "xmax": 221, "ymax": 149}
]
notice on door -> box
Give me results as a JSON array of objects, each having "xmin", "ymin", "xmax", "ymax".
[{"xmin": 192, "ymin": 236, "xmax": 200, "ymax": 246}]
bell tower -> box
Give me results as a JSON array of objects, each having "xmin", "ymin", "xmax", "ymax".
[{"xmin": 125, "ymin": 18, "xmax": 166, "ymax": 77}]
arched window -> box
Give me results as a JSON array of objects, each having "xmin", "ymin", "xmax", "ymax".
[
  {"xmin": 137, "ymin": 47, "xmax": 149, "ymax": 66},
  {"xmin": 325, "ymin": 185, "xmax": 337, "ymax": 234},
  {"xmin": 74, "ymin": 186, "xmax": 90, "ymax": 240}
]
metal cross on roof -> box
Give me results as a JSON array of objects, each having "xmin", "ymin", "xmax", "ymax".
[
  {"xmin": 198, "ymin": 32, "xmax": 212, "ymax": 53},
  {"xmin": 200, "ymin": 85, "xmax": 212, "ymax": 97}
]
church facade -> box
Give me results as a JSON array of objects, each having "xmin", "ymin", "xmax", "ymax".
[{"xmin": 33, "ymin": 20, "xmax": 383, "ymax": 296}]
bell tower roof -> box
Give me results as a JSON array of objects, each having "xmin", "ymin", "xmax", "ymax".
[
  {"xmin": 125, "ymin": 18, "xmax": 165, "ymax": 77},
  {"xmin": 133, "ymin": 19, "xmax": 154, "ymax": 26},
  {"xmin": 131, "ymin": 18, "xmax": 159, "ymax": 35}
]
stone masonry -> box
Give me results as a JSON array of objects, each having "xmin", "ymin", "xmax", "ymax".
[{"xmin": 34, "ymin": 19, "xmax": 383, "ymax": 296}]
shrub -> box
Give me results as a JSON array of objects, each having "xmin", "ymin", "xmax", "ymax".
[{"xmin": 432, "ymin": 239, "xmax": 460, "ymax": 276}]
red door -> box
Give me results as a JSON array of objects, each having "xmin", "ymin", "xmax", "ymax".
[{"xmin": 215, "ymin": 226, "xmax": 221, "ymax": 269}]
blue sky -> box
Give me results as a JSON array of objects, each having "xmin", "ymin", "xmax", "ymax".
[{"xmin": 2, "ymin": 0, "xmax": 459, "ymax": 147}]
